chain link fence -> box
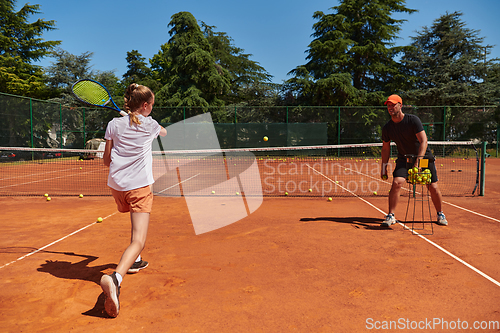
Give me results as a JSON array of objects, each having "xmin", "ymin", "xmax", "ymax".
[{"xmin": 1, "ymin": 92, "xmax": 498, "ymax": 153}]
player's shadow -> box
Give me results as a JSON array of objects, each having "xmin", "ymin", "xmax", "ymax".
[
  {"xmin": 33, "ymin": 249, "xmax": 116, "ymax": 318},
  {"xmin": 300, "ymin": 217, "xmax": 391, "ymax": 230},
  {"xmin": 37, "ymin": 252, "xmax": 116, "ymax": 285}
]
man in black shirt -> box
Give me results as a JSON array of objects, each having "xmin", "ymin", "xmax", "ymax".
[{"xmin": 380, "ymin": 94, "xmax": 448, "ymax": 227}]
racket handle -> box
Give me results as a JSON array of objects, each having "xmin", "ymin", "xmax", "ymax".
[{"xmin": 119, "ymin": 110, "xmax": 128, "ymax": 117}]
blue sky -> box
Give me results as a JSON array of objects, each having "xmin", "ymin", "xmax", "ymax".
[{"xmin": 20, "ymin": 0, "xmax": 500, "ymax": 84}]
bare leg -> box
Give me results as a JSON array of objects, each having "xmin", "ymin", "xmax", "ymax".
[
  {"xmin": 115, "ymin": 212, "xmax": 150, "ymax": 278},
  {"xmin": 389, "ymin": 177, "xmax": 406, "ymax": 215},
  {"xmin": 427, "ymin": 182, "xmax": 443, "ymax": 213}
]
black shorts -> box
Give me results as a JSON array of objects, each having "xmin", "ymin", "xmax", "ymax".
[{"xmin": 393, "ymin": 158, "xmax": 438, "ymax": 183}]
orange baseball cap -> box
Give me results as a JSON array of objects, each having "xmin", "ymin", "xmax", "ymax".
[{"xmin": 384, "ymin": 94, "xmax": 403, "ymax": 105}]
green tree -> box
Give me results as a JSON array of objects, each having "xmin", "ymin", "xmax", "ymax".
[
  {"xmin": 401, "ymin": 11, "xmax": 500, "ymax": 141},
  {"xmin": 201, "ymin": 22, "xmax": 274, "ymax": 107},
  {"xmin": 0, "ymin": 0, "xmax": 60, "ymax": 97},
  {"xmin": 402, "ymin": 11, "xmax": 498, "ymax": 106},
  {"xmin": 123, "ymin": 50, "xmax": 160, "ymax": 91},
  {"xmin": 284, "ymin": 0, "xmax": 416, "ymax": 107},
  {"xmin": 43, "ymin": 48, "xmax": 121, "ymax": 147},
  {"xmin": 154, "ymin": 12, "xmax": 231, "ymax": 114}
]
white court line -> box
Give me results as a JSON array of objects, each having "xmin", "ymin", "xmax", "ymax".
[
  {"xmin": 156, "ymin": 173, "xmax": 200, "ymax": 194},
  {"xmin": 306, "ymin": 164, "xmax": 500, "ymax": 288},
  {"xmin": 0, "ymin": 168, "xmax": 100, "ymax": 190},
  {"xmin": 443, "ymin": 201, "xmax": 500, "ymax": 223},
  {"xmin": 0, "ymin": 212, "xmax": 118, "ymax": 270}
]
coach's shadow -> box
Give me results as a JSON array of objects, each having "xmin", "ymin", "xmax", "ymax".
[
  {"xmin": 300, "ymin": 217, "xmax": 390, "ymax": 230},
  {"xmin": 36, "ymin": 252, "xmax": 116, "ymax": 318}
]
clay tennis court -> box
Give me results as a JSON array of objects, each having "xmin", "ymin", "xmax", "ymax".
[{"xmin": 0, "ymin": 159, "xmax": 499, "ymax": 331}]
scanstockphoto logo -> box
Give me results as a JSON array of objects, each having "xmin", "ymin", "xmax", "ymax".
[
  {"xmin": 262, "ymin": 158, "xmax": 391, "ymax": 196},
  {"xmin": 152, "ymin": 113, "xmax": 263, "ymax": 235}
]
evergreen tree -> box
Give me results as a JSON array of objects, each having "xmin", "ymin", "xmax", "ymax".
[
  {"xmin": 123, "ymin": 50, "xmax": 159, "ymax": 92},
  {"xmin": 401, "ymin": 11, "xmax": 500, "ymax": 141},
  {"xmin": 202, "ymin": 22, "xmax": 274, "ymax": 106},
  {"xmin": 402, "ymin": 11, "xmax": 498, "ymax": 106},
  {"xmin": 284, "ymin": 0, "xmax": 416, "ymax": 106},
  {"xmin": 0, "ymin": 0, "xmax": 60, "ymax": 97},
  {"xmin": 155, "ymin": 11, "xmax": 231, "ymax": 110}
]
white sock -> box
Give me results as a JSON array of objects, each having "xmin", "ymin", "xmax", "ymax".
[
  {"xmin": 135, "ymin": 255, "xmax": 141, "ymax": 263},
  {"xmin": 115, "ymin": 272, "xmax": 123, "ymax": 286}
]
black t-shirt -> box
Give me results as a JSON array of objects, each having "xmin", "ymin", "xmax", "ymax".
[{"xmin": 382, "ymin": 114, "xmax": 433, "ymax": 160}]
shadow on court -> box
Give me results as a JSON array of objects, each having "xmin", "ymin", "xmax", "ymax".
[
  {"xmin": 29, "ymin": 250, "xmax": 117, "ymax": 318},
  {"xmin": 82, "ymin": 292, "xmax": 109, "ymax": 318},
  {"xmin": 36, "ymin": 252, "xmax": 116, "ymax": 285},
  {"xmin": 300, "ymin": 217, "xmax": 392, "ymax": 230}
]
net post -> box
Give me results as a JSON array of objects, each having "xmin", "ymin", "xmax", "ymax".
[
  {"xmin": 59, "ymin": 103, "xmax": 63, "ymax": 148},
  {"xmin": 442, "ymin": 106, "xmax": 447, "ymax": 141},
  {"xmin": 480, "ymin": 141, "xmax": 486, "ymax": 196},
  {"xmin": 29, "ymin": 97, "xmax": 34, "ymax": 149},
  {"xmin": 83, "ymin": 107, "xmax": 86, "ymax": 149},
  {"xmin": 496, "ymin": 124, "xmax": 499, "ymax": 157},
  {"xmin": 337, "ymin": 106, "xmax": 341, "ymax": 144}
]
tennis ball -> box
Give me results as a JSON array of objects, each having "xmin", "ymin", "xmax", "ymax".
[
  {"xmin": 308, "ymin": 188, "xmax": 312, "ymax": 192},
  {"xmin": 97, "ymin": 217, "xmax": 103, "ymax": 223},
  {"xmin": 80, "ymin": 167, "xmax": 82, "ymax": 170},
  {"xmin": 236, "ymin": 192, "xmax": 240, "ymax": 195},
  {"xmin": 285, "ymin": 192, "xmax": 288, "ymax": 196},
  {"xmin": 263, "ymin": 136, "xmax": 268, "ymax": 141},
  {"xmin": 46, "ymin": 197, "xmax": 51, "ymax": 201},
  {"xmin": 79, "ymin": 194, "xmax": 83, "ymax": 198},
  {"xmin": 328, "ymin": 197, "xmax": 332, "ymax": 201},
  {"xmin": 211, "ymin": 190, "xmax": 215, "ymax": 194},
  {"xmin": 382, "ymin": 175, "xmax": 388, "ymax": 180},
  {"xmin": 413, "ymin": 167, "xmax": 418, "ymax": 173},
  {"xmin": 44, "ymin": 193, "xmax": 48, "ymax": 197},
  {"xmin": 373, "ymin": 191, "xmax": 377, "ymax": 195}
]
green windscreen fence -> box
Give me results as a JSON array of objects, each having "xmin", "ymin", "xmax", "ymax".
[
  {"xmin": 1, "ymin": 92, "xmax": 497, "ymax": 150},
  {"xmin": 159, "ymin": 123, "xmax": 328, "ymax": 149}
]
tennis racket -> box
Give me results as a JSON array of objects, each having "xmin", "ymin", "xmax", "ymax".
[{"xmin": 71, "ymin": 79, "xmax": 128, "ymax": 116}]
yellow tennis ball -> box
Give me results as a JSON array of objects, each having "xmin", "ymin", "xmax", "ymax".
[
  {"xmin": 46, "ymin": 197, "xmax": 51, "ymax": 201},
  {"xmin": 382, "ymin": 175, "xmax": 388, "ymax": 180},
  {"xmin": 373, "ymin": 191, "xmax": 377, "ymax": 195},
  {"xmin": 263, "ymin": 136, "xmax": 268, "ymax": 141},
  {"xmin": 328, "ymin": 197, "xmax": 332, "ymax": 201},
  {"xmin": 211, "ymin": 190, "xmax": 215, "ymax": 194},
  {"xmin": 79, "ymin": 194, "xmax": 83, "ymax": 198},
  {"xmin": 236, "ymin": 192, "xmax": 239, "ymax": 195},
  {"xmin": 44, "ymin": 193, "xmax": 48, "ymax": 197},
  {"xmin": 285, "ymin": 192, "xmax": 288, "ymax": 196},
  {"xmin": 308, "ymin": 188, "xmax": 312, "ymax": 192},
  {"xmin": 97, "ymin": 217, "xmax": 103, "ymax": 223}
]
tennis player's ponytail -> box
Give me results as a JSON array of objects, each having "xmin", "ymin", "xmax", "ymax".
[{"xmin": 124, "ymin": 83, "xmax": 154, "ymax": 126}]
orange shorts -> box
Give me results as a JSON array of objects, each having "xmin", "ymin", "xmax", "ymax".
[{"xmin": 111, "ymin": 185, "xmax": 153, "ymax": 213}]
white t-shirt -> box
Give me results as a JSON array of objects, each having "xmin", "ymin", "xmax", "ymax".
[{"xmin": 104, "ymin": 114, "xmax": 162, "ymax": 191}]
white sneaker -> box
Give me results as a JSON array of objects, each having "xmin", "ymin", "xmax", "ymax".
[
  {"xmin": 382, "ymin": 213, "xmax": 396, "ymax": 227},
  {"xmin": 437, "ymin": 212, "xmax": 448, "ymax": 226},
  {"xmin": 100, "ymin": 272, "xmax": 120, "ymax": 317}
]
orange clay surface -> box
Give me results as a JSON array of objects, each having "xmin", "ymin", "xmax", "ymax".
[{"xmin": 0, "ymin": 159, "xmax": 500, "ymax": 332}]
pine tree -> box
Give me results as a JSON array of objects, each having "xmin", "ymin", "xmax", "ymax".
[
  {"xmin": 402, "ymin": 11, "xmax": 498, "ymax": 106},
  {"xmin": 0, "ymin": 0, "xmax": 60, "ymax": 96},
  {"xmin": 284, "ymin": 0, "xmax": 416, "ymax": 106},
  {"xmin": 155, "ymin": 11, "xmax": 231, "ymax": 109}
]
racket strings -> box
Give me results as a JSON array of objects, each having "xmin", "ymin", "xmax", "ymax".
[{"xmin": 73, "ymin": 81, "xmax": 110, "ymax": 106}]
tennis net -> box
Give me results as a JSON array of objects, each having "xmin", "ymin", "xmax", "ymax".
[{"xmin": 0, "ymin": 141, "xmax": 480, "ymax": 197}]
